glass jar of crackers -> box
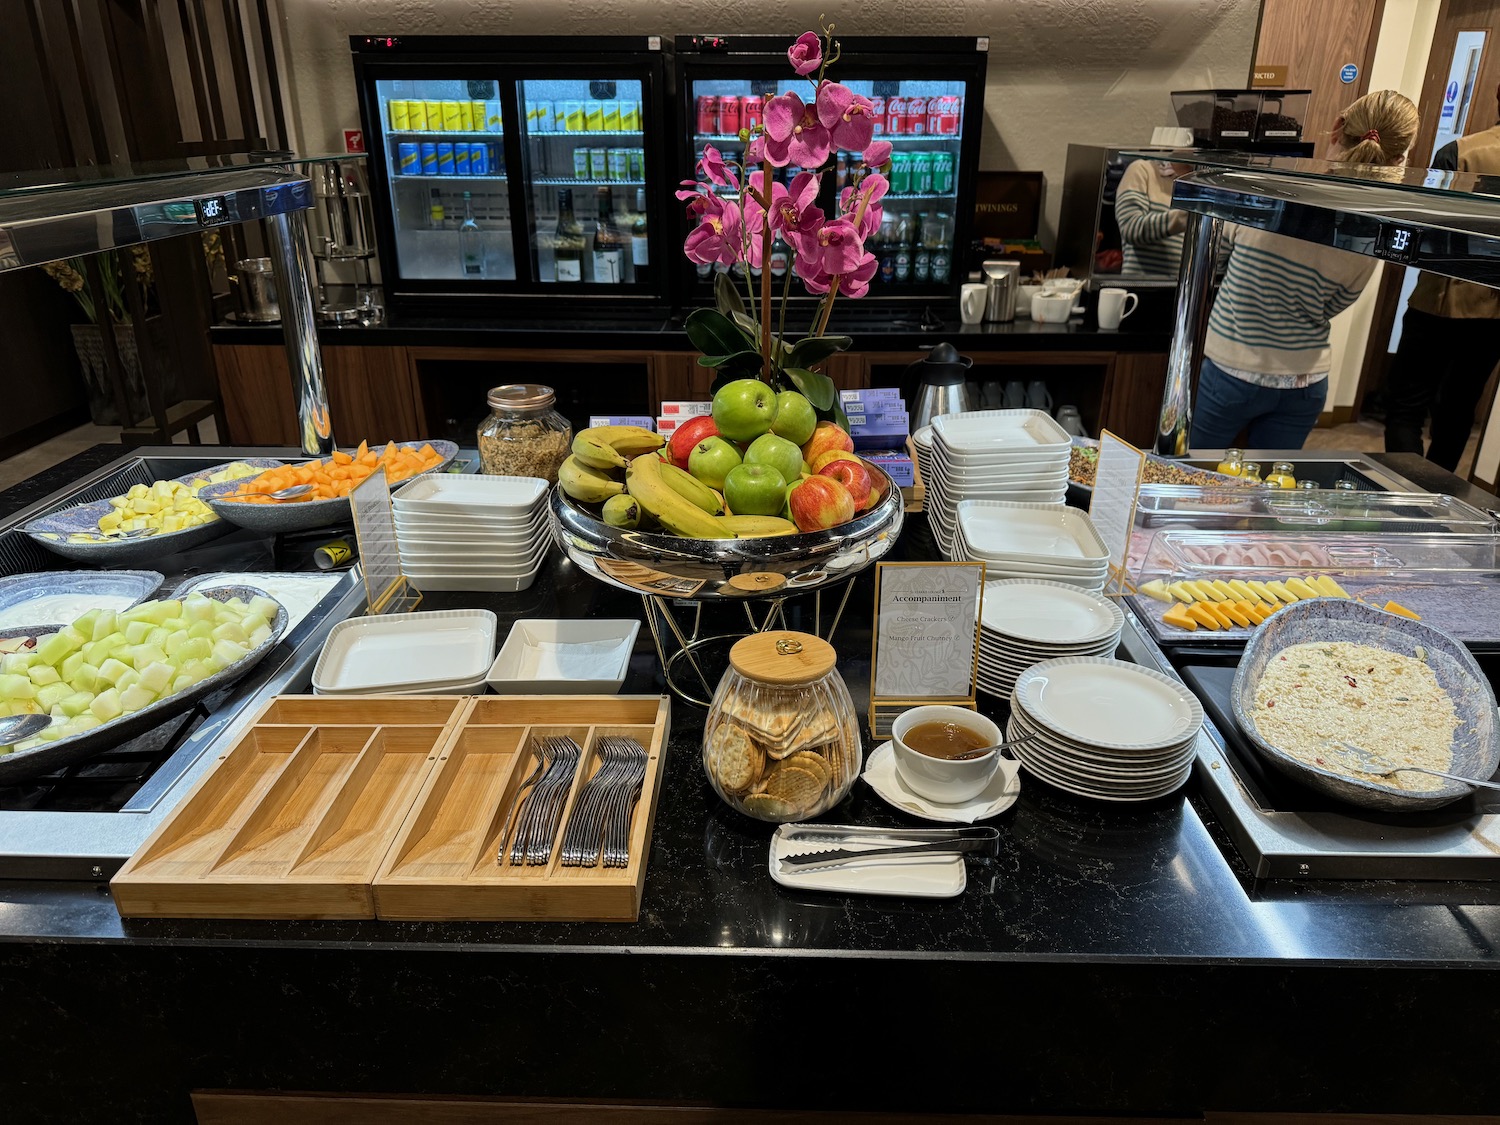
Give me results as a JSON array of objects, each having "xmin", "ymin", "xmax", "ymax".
[{"xmin": 702, "ymin": 630, "xmax": 862, "ymax": 822}]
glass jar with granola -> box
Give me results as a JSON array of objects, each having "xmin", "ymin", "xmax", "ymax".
[
  {"xmin": 702, "ymin": 630, "xmax": 862, "ymax": 822},
  {"xmin": 478, "ymin": 384, "xmax": 572, "ymax": 483}
]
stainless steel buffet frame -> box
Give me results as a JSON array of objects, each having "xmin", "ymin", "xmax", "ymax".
[{"xmin": 1143, "ymin": 151, "xmax": 1500, "ymax": 455}]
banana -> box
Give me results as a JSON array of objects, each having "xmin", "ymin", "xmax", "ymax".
[
  {"xmin": 602, "ymin": 494, "xmax": 642, "ymax": 529},
  {"xmin": 626, "ymin": 454, "xmax": 735, "ymax": 539},
  {"xmin": 716, "ymin": 515, "xmax": 799, "ymax": 538},
  {"xmin": 659, "ymin": 462, "xmax": 723, "ymax": 514},
  {"xmin": 558, "ymin": 455, "xmax": 625, "ymax": 503},
  {"xmin": 572, "ymin": 432, "xmax": 628, "ymax": 471}
]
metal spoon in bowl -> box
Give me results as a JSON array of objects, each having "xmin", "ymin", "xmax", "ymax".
[
  {"xmin": 234, "ymin": 483, "xmax": 314, "ymax": 501},
  {"xmin": 0, "ymin": 713, "xmax": 51, "ymax": 746},
  {"xmin": 948, "ymin": 731, "xmax": 1044, "ymax": 761},
  {"xmin": 1328, "ymin": 739, "xmax": 1500, "ymax": 792}
]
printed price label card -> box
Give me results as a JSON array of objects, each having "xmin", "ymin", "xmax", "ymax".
[
  {"xmin": 350, "ymin": 471, "xmax": 421, "ymax": 614},
  {"xmin": 869, "ymin": 561, "xmax": 985, "ymax": 736},
  {"xmin": 1088, "ymin": 430, "xmax": 1146, "ymax": 596}
]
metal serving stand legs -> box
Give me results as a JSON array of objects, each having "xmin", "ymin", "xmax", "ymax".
[{"xmin": 264, "ymin": 208, "xmax": 334, "ymax": 456}]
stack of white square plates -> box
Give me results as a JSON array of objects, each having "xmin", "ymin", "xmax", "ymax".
[
  {"xmin": 976, "ymin": 579, "xmax": 1124, "ymax": 702},
  {"xmin": 924, "ymin": 410, "xmax": 1071, "ymax": 558},
  {"xmin": 953, "ymin": 500, "xmax": 1110, "ymax": 592},
  {"xmin": 393, "ymin": 475, "xmax": 550, "ymax": 592},
  {"xmin": 1005, "ymin": 657, "xmax": 1203, "ymax": 802}
]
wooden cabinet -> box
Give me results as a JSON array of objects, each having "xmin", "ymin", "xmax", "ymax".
[{"xmin": 1099, "ymin": 352, "xmax": 1169, "ymax": 448}]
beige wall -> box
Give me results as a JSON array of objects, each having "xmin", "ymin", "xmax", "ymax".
[{"xmin": 276, "ymin": 0, "xmax": 1261, "ymax": 240}]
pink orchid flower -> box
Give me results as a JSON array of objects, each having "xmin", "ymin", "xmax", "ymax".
[
  {"xmin": 840, "ymin": 252, "xmax": 881, "ymax": 298},
  {"xmin": 745, "ymin": 135, "xmax": 766, "ymax": 164},
  {"xmin": 765, "ymin": 91, "xmax": 831, "ymax": 169},
  {"xmin": 741, "ymin": 172, "xmax": 785, "ymax": 268},
  {"xmin": 770, "ymin": 171, "xmax": 825, "ymax": 255},
  {"xmin": 683, "ymin": 197, "xmax": 743, "ymax": 266},
  {"xmin": 817, "ymin": 82, "xmax": 876, "ymax": 152},
  {"xmin": 813, "ymin": 218, "xmax": 865, "ymax": 275},
  {"xmin": 862, "ymin": 140, "xmax": 893, "ymax": 168},
  {"xmin": 676, "ymin": 178, "xmax": 705, "ymax": 202},
  {"xmin": 787, "ymin": 31, "xmax": 822, "ymax": 76},
  {"xmin": 795, "ymin": 245, "xmax": 834, "ymax": 294},
  {"xmin": 697, "ymin": 145, "xmax": 739, "ymax": 190},
  {"xmin": 839, "ymin": 172, "xmax": 888, "ymax": 237}
]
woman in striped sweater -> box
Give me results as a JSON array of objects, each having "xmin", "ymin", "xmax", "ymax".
[
  {"xmin": 1189, "ymin": 90, "xmax": 1420, "ymax": 450},
  {"xmin": 1116, "ymin": 159, "xmax": 1191, "ymax": 276}
]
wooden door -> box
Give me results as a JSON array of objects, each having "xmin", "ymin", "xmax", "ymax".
[{"xmin": 1254, "ymin": 0, "xmax": 1386, "ymax": 148}]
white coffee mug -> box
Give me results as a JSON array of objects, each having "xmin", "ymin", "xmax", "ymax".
[
  {"xmin": 1097, "ymin": 287, "xmax": 1139, "ymax": 330},
  {"xmin": 960, "ymin": 282, "xmax": 986, "ymax": 324},
  {"xmin": 1031, "ymin": 292, "xmax": 1074, "ymax": 324}
]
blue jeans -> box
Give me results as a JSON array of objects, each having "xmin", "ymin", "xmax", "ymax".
[{"xmin": 1189, "ymin": 358, "xmax": 1328, "ymax": 450}]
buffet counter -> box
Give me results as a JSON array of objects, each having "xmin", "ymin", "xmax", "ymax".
[{"xmin": 2, "ymin": 448, "xmax": 1499, "ymax": 1123}]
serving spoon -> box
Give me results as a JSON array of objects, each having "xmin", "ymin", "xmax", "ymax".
[
  {"xmin": 0, "ymin": 713, "xmax": 51, "ymax": 746},
  {"xmin": 1328, "ymin": 739, "xmax": 1500, "ymax": 792},
  {"xmin": 234, "ymin": 483, "xmax": 314, "ymax": 501}
]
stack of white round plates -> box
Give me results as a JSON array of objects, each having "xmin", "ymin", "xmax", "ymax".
[
  {"xmin": 1006, "ymin": 657, "xmax": 1202, "ymax": 801},
  {"xmin": 952, "ymin": 499, "xmax": 1109, "ymax": 591},
  {"xmin": 925, "ymin": 410, "xmax": 1070, "ymax": 558},
  {"xmin": 977, "ymin": 580, "xmax": 1124, "ymax": 701},
  {"xmin": 393, "ymin": 475, "xmax": 551, "ymax": 592},
  {"xmin": 912, "ymin": 426, "xmax": 934, "ymax": 488}
]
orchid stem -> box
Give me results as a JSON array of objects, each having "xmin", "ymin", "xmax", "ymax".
[
  {"xmin": 776, "ymin": 256, "xmax": 793, "ymax": 361},
  {"xmin": 759, "ymin": 157, "xmax": 774, "ymax": 382}
]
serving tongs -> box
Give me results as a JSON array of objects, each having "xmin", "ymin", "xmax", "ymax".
[{"xmin": 778, "ymin": 825, "xmax": 999, "ymax": 872}]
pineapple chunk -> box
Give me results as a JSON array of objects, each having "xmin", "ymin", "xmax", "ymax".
[
  {"xmin": 1138, "ymin": 579, "xmax": 1174, "ymax": 603},
  {"xmin": 1285, "ymin": 577, "xmax": 1319, "ymax": 600},
  {"xmin": 1266, "ymin": 580, "xmax": 1297, "ymax": 603}
]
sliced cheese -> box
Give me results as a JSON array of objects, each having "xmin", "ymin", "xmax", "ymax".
[
  {"xmin": 1203, "ymin": 603, "xmax": 1237, "ymax": 629},
  {"xmin": 1219, "ymin": 603, "xmax": 1252, "ymax": 628},
  {"xmin": 1167, "ymin": 582, "xmax": 1196, "ymax": 604},
  {"xmin": 1247, "ymin": 579, "xmax": 1280, "ymax": 604},
  {"xmin": 1227, "ymin": 579, "xmax": 1257, "ymax": 601},
  {"xmin": 1162, "ymin": 603, "xmax": 1199, "ymax": 631},
  {"xmin": 1209, "ymin": 579, "xmax": 1238, "ymax": 601},
  {"xmin": 1285, "ymin": 577, "xmax": 1319, "ymax": 600},
  {"xmin": 1237, "ymin": 600, "xmax": 1269, "ymax": 625},
  {"xmin": 1185, "ymin": 603, "xmax": 1222, "ymax": 630},
  {"xmin": 1382, "ymin": 599, "xmax": 1421, "ymax": 620},
  {"xmin": 1189, "ymin": 580, "xmax": 1226, "ymax": 602},
  {"xmin": 1139, "ymin": 579, "xmax": 1174, "ymax": 603},
  {"xmin": 1266, "ymin": 580, "xmax": 1296, "ymax": 603},
  {"xmin": 1313, "ymin": 575, "xmax": 1350, "ymax": 599}
]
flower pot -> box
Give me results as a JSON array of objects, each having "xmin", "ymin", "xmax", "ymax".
[{"xmin": 69, "ymin": 319, "xmax": 178, "ymax": 427}]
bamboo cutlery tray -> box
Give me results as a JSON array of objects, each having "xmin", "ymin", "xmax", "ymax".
[{"xmin": 111, "ymin": 694, "xmax": 671, "ymax": 922}]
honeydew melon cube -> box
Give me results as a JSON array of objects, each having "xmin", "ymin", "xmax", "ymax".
[
  {"xmin": 59, "ymin": 623, "xmax": 88, "ymax": 646},
  {"xmin": 119, "ymin": 683, "xmax": 155, "ymax": 714},
  {"xmin": 210, "ymin": 640, "xmax": 248, "ymax": 669},
  {"xmin": 27, "ymin": 665, "xmax": 60, "ymax": 687},
  {"xmin": 117, "ymin": 666, "xmax": 141, "ymax": 690},
  {"xmin": 35, "ymin": 682, "xmax": 72, "ymax": 710},
  {"xmin": 63, "ymin": 714, "xmax": 102, "ymax": 735},
  {"xmin": 172, "ymin": 660, "xmax": 213, "ymax": 691},
  {"xmin": 138, "ymin": 662, "xmax": 173, "ymax": 696},
  {"xmin": 177, "ymin": 637, "xmax": 212, "ymax": 664},
  {"xmin": 184, "ymin": 595, "xmax": 215, "ymax": 622},
  {"xmin": 90, "ymin": 689, "xmax": 123, "ymax": 722},
  {"xmin": 36, "ymin": 724, "xmax": 65, "ymax": 743},
  {"xmin": 48, "ymin": 705, "xmax": 66, "ymax": 721},
  {"xmin": 61, "ymin": 652, "xmax": 86, "ymax": 682},
  {"xmin": 163, "ymin": 632, "xmax": 188, "ymax": 657},
  {"xmin": 96, "ymin": 658, "xmax": 131, "ymax": 687},
  {"xmin": 140, "ymin": 600, "xmax": 179, "ymax": 626},
  {"xmin": 211, "ymin": 622, "xmax": 247, "ymax": 645},
  {"xmin": 241, "ymin": 613, "xmax": 270, "ymax": 637},
  {"xmin": 1, "ymin": 654, "xmax": 34, "ymax": 675},
  {"xmin": 36, "ymin": 632, "xmax": 80, "ymax": 667},
  {"xmin": 123, "ymin": 621, "xmax": 152, "ymax": 645},
  {"xmin": 145, "ymin": 627, "xmax": 169, "ymax": 648},
  {"xmin": 130, "ymin": 644, "xmax": 167, "ymax": 671},
  {"xmin": 187, "ymin": 621, "xmax": 214, "ymax": 641},
  {"xmin": 59, "ymin": 692, "xmax": 94, "ymax": 718},
  {"xmin": 0, "ymin": 674, "xmax": 36, "ymax": 701},
  {"xmin": 248, "ymin": 596, "xmax": 280, "ymax": 623},
  {"xmin": 249, "ymin": 626, "xmax": 272, "ymax": 648},
  {"xmin": 72, "ymin": 663, "xmax": 100, "ymax": 693},
  {"xmin": 70, "ymin": 612, "xmax": 100, "ymax": 637},
  {"xmin": 221, "ymin": 596, "xmax": 247, "ymax": 613},
  {"xmin": 90, "ymin": 611, "xmax": 117, "ymax": 642}
]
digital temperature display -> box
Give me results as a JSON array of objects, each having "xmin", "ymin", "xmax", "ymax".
[
  {"xmin": 193, "ymin": 195, "xmax": 232, "ymax": 227},
  {"xmin": 1376, "ymin": 225, "xmax": 1420, "ymax": 264}
]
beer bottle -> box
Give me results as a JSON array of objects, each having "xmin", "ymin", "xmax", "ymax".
[{"xmin": 893, "ymin": 212, "xmax": 913, "ymax": 283}]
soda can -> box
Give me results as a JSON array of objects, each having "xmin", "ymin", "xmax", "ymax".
[
  {"xmin": 719, "ymin": 94, "xmax": 743, "ymax": 136},
  {"xmin": 926, "ymin": 97, "xmax": 942, "ymax": 135},
  {"xmin": 470, "ymin": 142, "xmax": 488, "ymax": 176},
  {"xmin": 488, "ymin": 142, "xmax": 503, "ymax": 175},
  {"xmin": 885, "ymin": 95, "xmax": 907, "ymax": 135},
  {"xmin": 529, "ymin": 100, "xmax": 550, "ymax": 133},
  {"xmin": 608, "ymin": 149, "xmax": 629, "ymax": 182},
  {"xmin": 454, "ymin": 144, "xmax": 471, "ymax": 175},
  {"xmin": 940, "ymin": 95, "xmax": 962, "ymax": 135},
  {"xmin": 907, "ymin": 97, "xmax": 928, "ymax": 136},
  {"xmin": 696, "ymin": 94, "xmax": 719, "ymax": 135},
  {"xmin": 555, "ymin": 103, "xmax": 569, "ymax": 132},
  {"xmin": 389, "ymin": 99, "xmax": 410, "ymax": 131},
  {"xmin": 628, "ymin": 148, "xmax": 645, "ymax": 180},
  {"xmin": 458, "ymin": 100, "xmax": 475, "ymax": 131},
  {"xmin": 889, "ymin": 151, "xmax": 912, "ymax": 193},
  {"xmin": 620, "ymin": 100, "xmax": 641, "ymax": 130},
  {"xmin": 585, "ymin": 101, "xmax": 604, "ymax": 131},
  {"xmin": 397, "ymin": 142, "xmax": 420, "ymax": 175},
  {"xmin": 590, "ymin": 147, "xmax": 608, "ymax": 179},
  {"xmin": 932, "ymin": 151, "xmax": 955, "ymax": 194},
  {"xmin": 911, "ymin": 152, "xmax": 934, "ymax": 194},
  {"xmin": 405, "ymin": 100, "xmax": 427, "ymax": 131},
  {"xmin": 472, "ymin": 99, "xmax": 487, "ymax": 129},
  {"xmin": 603, "ymin": 101, "xmax": 621, "ymax": 131},
  {"xmin": 438, "ymin": 100, "xmax": 459, "ymax": 131},
  {"xmin": 437, "ymin": 142, "xmax": 456, "ymax": 175},
  {"xmin": 869, "ymin": 96, "xmax": 885, "ymax": 136},
  {"xmin": 741, "ymin": 94, "xmax": 763, "ymax": 131},
  {"xmin": 420, "ymin": 142, "xmax": 439, "ymax": 174},
  {"xmin": 424, "ymin": 99, "xmax": 443, "ymax": 130},
  {"xmin": 574, "ymin": 149, "xmax": 591, "ymax": 179},
  {"xmin": 565, "ymin": 101, "xmax": 585, "ymax": 131}
]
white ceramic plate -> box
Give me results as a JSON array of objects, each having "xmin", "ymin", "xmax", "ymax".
[
  {"xmin": 980, "ymin": 580, "xmax": 1124, "ymax": 644},
  {"xmin": 958, "ymin": 501, "xmax": 1109, "ymax": 563},
  {"xmin": 313, "ymin": 609, "xmax": 498, "ymax": 693},
  {"xmin": 1011, "ymin": 658, "xmax": 1204, "ymax": 752},
  {"xmin": 392, "ymin": 473, "xmax": 547, "ymax": 513},
  {"xmin": 393, "ymin": 509, "xmax": 548, "ymax": 532},
  {"xmin": 860, "ymin": 742, "xmax": 1022, "ymax": 824},
  {"xmin": 932, "ymin": 409, "xmax": 1071, "ymax": 455},
  {"xmin": 768, "ymin": 823, "xmax": 966, "ymax": 898},
  {"xmin": 1006, "ymin": 718, "xmax": 1193, "ymax": 801},
  {"xmin": 405, "ymin": 572, "xmax": 539, "ymax": 593},
  {"xmin": 1009, "ymin": 711, "xmax": 1194, "ymax": 776}
]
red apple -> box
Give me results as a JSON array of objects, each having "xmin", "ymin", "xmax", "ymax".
[
  {"xmin": 800, "ymin": 421, "xmax": 855, "ymax": 466},
  {"xmin": 811, "ymin": 448, "xmax": 862, "ymax": 474},
  {"xmin": 864, "ymin": 459, "xmax": 890, "ymax": 506},
  {"xmin": 669, "ymin": 415, "xmax": 718, "ymax": 469},
  {"xmin": 818, "ymin": 458, "xmax": 873, "ymax": 512},
  {"xmin": 787, "ymin": 474, "xmax": 856, "ymax": 532}
]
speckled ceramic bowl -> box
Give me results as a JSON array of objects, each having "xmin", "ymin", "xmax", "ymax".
[
  {"xmin": 0, "ymin": 570, "xmax": 164, "ymax": 635},
  {"xmin": 1231, "ymin": 597, "xmax": 1500, "ymax": 811},
  {"xmin": 199, "ymin": 440, "xmax": 459, "ymax": 534}
]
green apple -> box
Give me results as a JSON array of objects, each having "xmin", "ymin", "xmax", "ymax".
[
  {"xmin": 687, "ymin": 436, "xmax": 743, "ymax": 491},
  {"xmin": 723, "ymin": 463, "xmax": 788, "ymax": 516},
  {"xmin": 711, "ymin": 378, "xmax": 780, "ymax": 443},
  {"xmin": 743, "ymin": 433, "xmax": 804, "ymax": 489},
  {"xmin": 769, "ymin": 390, "xmax": 817, "ymax": 446}
]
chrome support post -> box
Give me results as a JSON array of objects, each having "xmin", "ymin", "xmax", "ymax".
[
  {"xmin": 265, "ymin": 209, "xmax": 334, "ymax": 457},
  {"xmin": 1156, "ymin": 211, "xmax": 1223, "ymax": 456}
]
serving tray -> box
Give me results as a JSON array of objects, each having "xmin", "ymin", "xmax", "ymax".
[{"xmin": 111, "ymin": 694, "xmax": 671, "ymax": 922}]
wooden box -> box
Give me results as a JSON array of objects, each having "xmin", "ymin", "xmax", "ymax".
[{"xmin": 111, "ymin": 695, "xmax": 671, "ymax": 923}]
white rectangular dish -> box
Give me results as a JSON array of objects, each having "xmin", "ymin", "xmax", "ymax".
[
  {"xmin": 392, "ymin": 473, "xmax": 547, "ymax": 513},
  {"xmin": 393, "ymin": 508, "xmax": 548, "ymax": 532},
  {"xmin": 957, "ymin": 501, "xmax": 1109, "ymax": 562},
  {"xmin": 312, "ymin": 609, "xmax": 498, "ymax": 693},
  {"xmin": 406, "ymin": 572, "xmax": 540, "ymax": 593},
  {"xmin": 400, "ymin": 544, "xmax": 550, "ymax": 577},
  {"xmin": 931, "ymin": 409, "xmax": 1071, "ymax": 456},
  {"xmin": 486, "ymin": 618, "xmax": 641, "ymax": 694}
]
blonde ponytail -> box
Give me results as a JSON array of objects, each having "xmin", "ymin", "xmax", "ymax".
[{"xmin": 1333, "ymin": 90, "xmax": 1419, "ymax": 165}]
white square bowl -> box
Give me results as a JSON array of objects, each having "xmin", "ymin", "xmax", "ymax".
[
  {"xmin": 312, "ymin": 609, "xmax": 498, "ymax": 694},
  {"xmin": 486, "ymin": 618, "xmax": 641, "ymax": 694},
  {"xmin": 393, "ymin": 508, "xmax": 548, "ymax": 534},
  {"xmin": 957, "ymin": 500, "xmax": 1109, "ymax": 565},
  {"xmin": 392, "ymin": 474, "xmax": 548, "ymax": 514},
  {"xmin": 931, "ymin": 409, "xmax": 1071, "ymax": 457}
]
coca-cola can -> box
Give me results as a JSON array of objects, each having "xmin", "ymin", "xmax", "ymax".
[
  {"xmin": 885, "ymin": 95, "xmax": 907, "ymax": 135},
  {"xmin": 907, "ymin": 96, "xmax": 928, "ymax": 135},
  {"xmin": 940, "ymin": 94, "xmax": 962, "ymax": 135},
  {"xmin": 742, "ymin": 94, "xmax": 763, "ymax": 131},
  {"xmin": 869, "ymin": 95, "xmax": 886, "ymax": 136},
  {"xmin": 718, "ymin": 94, "xmax": 743, "ymax": 136},
  {"xmin": 696, "ymin": 94, "xmax": 719, "ymax": 135},
  {"xmin": 926, "ymin": 97, "xmax": 942, "ymax": 135}
]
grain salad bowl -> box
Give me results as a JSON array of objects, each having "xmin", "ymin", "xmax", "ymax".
[{"xmin": 1230, "ymin": 597, "xmax": 1500, "ymax": 811}]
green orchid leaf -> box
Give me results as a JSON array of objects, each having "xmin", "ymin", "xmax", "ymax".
[
  {"xmin": 697, "ymin": 349, "xmax": 766, "ymax": 376},
  {"xmin": 786, "ymin": 334, "xmax": 852, "ymax": 370},
  {"xmin": 685, "ymin": 307, "xmax": 756, "ymax": 359},
  {"xmin": 715, "ymin": 271, "xmax": 746, "ymax": 319},
  {"xmin": 784, "ymin": 366, "xmax": 836, "ymax": 411},
  {"xmin": 830, "ymin": 401, "xmax": 851, "ymax": 431}
]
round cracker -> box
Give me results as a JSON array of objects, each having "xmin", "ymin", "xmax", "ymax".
[
  {"xmin": 742, "ymin": 792, "xmax": 798, "ymax": 821},
  {"xmin": 707, "ymin": 721, "xmax": 762, "ymax": 793},
  {"xmin": 783, "ymin": 750, "xmax": 832, "ymax": 788},
  {"xmin": 763, "ymin": 763, "xmax": 825, "ymax": 812}
]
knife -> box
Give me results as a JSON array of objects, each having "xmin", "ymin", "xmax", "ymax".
[
  {"xmin": 782, "ymin": 825, "xmax": 998, "ymax": 846},
  {"xmin": 779, "ymin": 835, "xmax": 997, "ymax": 871}
]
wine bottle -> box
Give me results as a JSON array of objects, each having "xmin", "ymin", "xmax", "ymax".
[
  {"xmin": 591, "ymin": 186, "xmax": 626, "ymax": 284},
  {"xmin": 554, "ymin": 189, "xmax": 584, "ymax": 283},
  {"xmin": 631, "ymin": 187, "xmax": 650, "ymax": 286}
]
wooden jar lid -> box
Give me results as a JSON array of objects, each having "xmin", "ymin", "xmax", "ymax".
[{"xmin": 728, "ymin": 631, "xmax": 837, "ymax": 686}]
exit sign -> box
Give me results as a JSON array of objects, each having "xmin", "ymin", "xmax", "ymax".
[{"xmin": 1252, "ymin": 64, "xmax": 1289, "ymax": 87}]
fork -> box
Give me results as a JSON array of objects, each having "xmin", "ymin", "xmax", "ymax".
[
  {"xmin": 508, "ymin": 736, "xmax": 582, "ymax": 866},
  {"xmin": 560, "ymin": 737, "xmax": 648, "ymax": 868}
]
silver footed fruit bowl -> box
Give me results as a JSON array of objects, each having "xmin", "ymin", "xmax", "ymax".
[{"xmin": 550, "ymin": 467, "xmax": 905, "ymax": 600}]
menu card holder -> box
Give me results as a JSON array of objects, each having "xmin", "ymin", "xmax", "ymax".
[
  {"xmin": 868, "ymin": 561, "xmax": 985, "ymax": 739},
  {"xmin": 1087, "ymin": 430, "xmax": 1145, "ymax": 598},
  {"xmin": 350, "ymin": 471, "xmax": 422, "ymax": 615}
]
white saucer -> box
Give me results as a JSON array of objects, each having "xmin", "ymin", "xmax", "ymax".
[{"xmin": 860, "ymin": 741, "xmax": 1022, "ymax": 824}]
